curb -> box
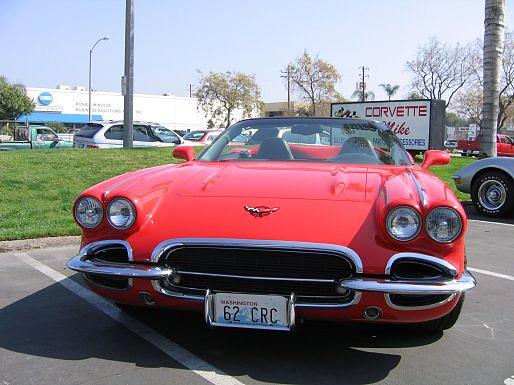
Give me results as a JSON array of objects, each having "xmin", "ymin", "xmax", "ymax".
[{"xmin": 0, "ymin": 236, "xmax": 80, "ymax": 253}]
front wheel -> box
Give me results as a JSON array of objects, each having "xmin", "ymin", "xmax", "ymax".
[
  {"xmin": 471, "ymin": 171, "xmax": 514, "ymax": 217},
  {"xmin": 416, "ymin": 294, "xmax": 465, "ymax": 332}
]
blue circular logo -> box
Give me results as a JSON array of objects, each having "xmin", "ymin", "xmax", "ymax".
[{"xmin": 38, "ymin": 92, "xmax": 53, "ymax": 105}]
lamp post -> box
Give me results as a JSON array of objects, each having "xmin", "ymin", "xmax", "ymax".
[{"xmin": 88, "ymin": 36, "xmax": 110, "ymax": 122}]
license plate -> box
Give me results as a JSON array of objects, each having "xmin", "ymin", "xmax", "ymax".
[{"xmin": 209, "ymin": 292, "xmax": 290, "ymax": 331}]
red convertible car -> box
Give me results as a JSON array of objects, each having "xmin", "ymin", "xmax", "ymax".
[{"xmin": 67, "ymin": 117, "xmax": 475, "ymax": 332}]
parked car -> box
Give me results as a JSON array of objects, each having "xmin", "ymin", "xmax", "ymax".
[
  {"xmin": 67, "ymin": 117, "xmax": 475, "ymax": 333},
  {"xmin": 182, "ymin": 129, "xmax": 224, "ymax": 146},
  {"xmin": 73, "ymin": 121, "xmax": 184, "ymax": 148},
  {"xmin": 0, "ymin": 125, "xmax": 73, "ymax": 150},
  {"xmin": 173, "ymin": 129, "xmax": 190, "ymax": 138},
  {"xmin": 444, "ymin": 139, "xmax": 458, "ymax": 150},
  {"xmin": 453, "ymin": 157, "xmax": 514, "ymax": 217},
  {"xmin": 457, "ymin": 134, "xmax": 514, "ymax": 157}
]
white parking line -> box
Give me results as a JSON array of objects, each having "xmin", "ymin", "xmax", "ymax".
[
  {"xmin": 468, "ymin": 267, "xmax": 514, "ymax": 282},
  {"xmin": 15, "ymin": 252, "xmax": 245, "ymax": 385},
  {"xmin": 468, "ymin": 219, "xmax": 514, "ymax": 227}
]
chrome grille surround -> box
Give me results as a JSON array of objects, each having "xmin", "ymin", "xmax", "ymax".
[{"xmin": 151, "ymin": 238, "xmax": 363, "ymax": 308}]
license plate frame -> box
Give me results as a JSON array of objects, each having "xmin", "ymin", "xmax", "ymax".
[{"xmin": 205, "ymin": 290, "xmax": 296, "ymax": 331}]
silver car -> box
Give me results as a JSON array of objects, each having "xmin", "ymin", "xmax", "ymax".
[
  {"xmin": 73, "ymin": 121, "xmax": 184, "ymax": 149},
  {"xmin": 452, "ymin": 157, "xmax": 514, "ymax": 217}
]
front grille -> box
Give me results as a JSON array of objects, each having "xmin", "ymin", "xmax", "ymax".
[
  {"xmin": 84, "ymin": 273, "xmax": 131, "ymax": 290},
  {"xmin": 388, "ymin": 293, "xmax": 452, "ymax": 307},
  {"xmin": 159, "ymin": 244, "xmax": 356, "ymax": 305},
  {"xmin": 82, "ymin": 242, "xmax": 131, "ymax": 290},
  {"xmin": 163, "ymin": 246, "xmax": 354, "ymax": 279},
  {"xmin": 391, "ymin": 259, "xmax": 452, "ymax": 280},
  {"xmin": 87, "ymin": 244, "xmax": 129, "ymax": 264}
]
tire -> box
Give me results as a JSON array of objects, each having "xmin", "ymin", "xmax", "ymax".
[
  {"xmin": 417, "ymin": 294, "xmax": 465, "ymax": 332},
  {"xmin": 471, "ymin": 170, "xmax": 514, "ymax": 217}
]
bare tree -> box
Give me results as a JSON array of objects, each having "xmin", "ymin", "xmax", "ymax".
[
  {"xmin": 481, "ymin": 0, "xmax": 505, "ymax": 157},
  {"xmin": 379, "ymin": 83, "xmax": 400, "ymax": 100},
  {"xmin": 287, "ymin": 51, "xmax": 340, "ymax": 115},
  {"xmin": 453, "ymin": 32, "xmax": 514, "ymax": 133},
  {"xmin": 406, "ymin": 38, "xmax": 475, "ymax": 108}
]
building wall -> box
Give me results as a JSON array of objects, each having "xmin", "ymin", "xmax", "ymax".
[{"xmin": 24, "ymin": 87, "xmax": 253, "ymax": 130}]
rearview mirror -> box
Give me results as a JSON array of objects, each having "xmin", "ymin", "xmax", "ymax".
[
  {"xmin": 421, "ymin": 150, "xmax": 450, "ymax": 170},
  {"xmin": 172, "ymin": 146, "xmax": 195, "ymax": 162}
]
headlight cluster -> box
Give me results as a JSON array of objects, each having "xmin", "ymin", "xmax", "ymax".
[
  {"xmin": 75, "ymin": 197, "xmax": 136, "ymax": 230},
  {"xmin": 386, "ymin": 207, "xmax": 421, "ymax": 241},
  {"xmin": 107, "ymin": 198, "xmax": 136, "ymax": 229},
  {"xmin": 75, "ymin": 197, "xmax": 103, "ymax": 228},
  {"xmin": 425, "ymin": 207, "xmax": 462, "ymax": 243},
  {"xmin": 386, "ymin": 206, "xmax": 462, "ymax": 243}
]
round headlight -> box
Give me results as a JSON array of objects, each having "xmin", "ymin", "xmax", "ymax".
[
  {"xmin": 107, "ymin": 198, "xmax": 136, "ymax": 229},
  {"xmin": 386, "ymin": 206, "xmax": 421, "ymax": 241},
  {"xmin": 75, "ymin": 197, "xmax": 103, "ymax": 228},
  {"xmin": 425, "ymin": 207, "xmax": 462, "ymax": 243}
]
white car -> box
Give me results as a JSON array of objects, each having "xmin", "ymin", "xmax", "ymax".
[{"xmin": 73, "ymin": 121, "xmax": 184, "ymax": 149}]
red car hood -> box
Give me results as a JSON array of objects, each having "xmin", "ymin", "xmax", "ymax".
[{"xmin": 83, "ymin": 161, "xmax": 465, "ymax": 274}]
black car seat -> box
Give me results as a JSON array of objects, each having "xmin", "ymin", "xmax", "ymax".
[
  {"xmin": 254, "ymin": 137, "xmax": 294, "ymax": 160},
  {"xmin": 339, "ymin": 136, "xmax": 377, "ymax": 158}
]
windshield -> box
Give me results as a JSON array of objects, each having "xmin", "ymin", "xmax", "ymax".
[
  {"xmin": 76, "ymin": 123, "xmax": 103, "ymax": 138},
  {"xmin": 198, "ymin": 118, "xmax": 412, "ymax": 165},
  {"xmin": 183, "ymin": 131, "xmax": 206, "ymax": 141},
  {"xmin": 151, "ymin": 125, "xmax": 180, "ymax": 143}
]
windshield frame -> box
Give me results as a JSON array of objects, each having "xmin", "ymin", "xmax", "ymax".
[{"xmin": 197, "ymin": 117, "xmax": 413, "ymax": 166}]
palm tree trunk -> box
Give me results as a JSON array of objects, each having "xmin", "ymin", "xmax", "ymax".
[{"xmin": 481, "ymin": 0, "xmax": 505, "ymax": 157}]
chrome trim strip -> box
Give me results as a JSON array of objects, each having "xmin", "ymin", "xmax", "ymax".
[
  {"xmin": 409, "ymin": 171, "xmax": 428, "ymax": 207},
  {"xmin": 152, "ymin": 277, "xmax": 362, "ymax": 309},
  {"xmin": 177, "ymin": 270, "xmax": 337, "ymax": 283},
  {"xmin": 385, "ymin": 252, "xmax": 458, "ymax": 277},
  {"xmin": 82, "ymin": 273, "xmax": 134, "ymax": 291},
  {"xmin": 288, "ymin": 293, "xmax": 296, "ymax": 330},
  {"xmin": 384, "ymin": 292, "xmax": 457, "ymax": 311},
  {"xmin": 204, "ymin": 289, "xmax": 214, "ymax": 325},
  {"xmin": 151, "ymin": 237, "xmax": 363, "ymax": 273},
  {"xmin": 79, "ymin": 239, "xmax": 133, "ymax": 261},
  {"xmin": 152, "ymin": 279, "xmax": 204, "ymax": 301},
  {"xmin": 339, "ymin": 269, "xmax": 476, "ymax": 295},
  {"xmin": 67, "ymin": 254, "xmax": 173, "ymax": 279}
]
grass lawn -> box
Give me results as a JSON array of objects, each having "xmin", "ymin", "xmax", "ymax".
[{"xmin": 0, "ymin": 149, "xmax": 474, "ymax": 241}]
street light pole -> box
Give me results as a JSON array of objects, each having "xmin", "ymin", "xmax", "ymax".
[
  {"xmin": 123, "ymin": 0, "xmax": 135, "ymax": 148},
  {"xmin": 88, "ymin": 36, "xmax": 110, "ymax": 122}
]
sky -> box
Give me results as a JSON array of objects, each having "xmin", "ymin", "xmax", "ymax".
[{"xmin": 0, "ymin": 0, "xmax": 513, "ymax": 102}]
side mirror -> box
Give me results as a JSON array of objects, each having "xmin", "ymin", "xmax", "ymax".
[
  {"xmin": 172, "ymin": 145, "xmax": 195, "ymax": 162},
  {"xmin": 421, "ymin": 150, "xmax": 450, "ymax": 170}
]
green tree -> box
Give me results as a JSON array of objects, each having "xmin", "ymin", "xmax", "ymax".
[
  {"xmin": 286, "ymin": 51, "xmax": 341, "ymax": 115},
  {"xmin": 379, "ymin": 83, "xmax": 400, "ymax": 100},
  {"xmin": 195, "ymin": 71, "xmax": 263, "ymax": 128},
  {"xmin": 351, "ymin": 89, "xmax": 375, "ymax": 101},
  {"xmin": 0, "ymin": 76, "xmax": 34, "ymax": 120}
]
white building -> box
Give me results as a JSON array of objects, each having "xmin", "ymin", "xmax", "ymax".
[{"xmin": 20, "ymin": 86, "xmax": 211, "ymax": 131}]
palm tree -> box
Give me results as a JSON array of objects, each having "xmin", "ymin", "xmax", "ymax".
[
  {"xmin": 351, "ymin": 89, "xmax": 375, "ymax": 101},
  {"xmin": 481, "ymin": 0, "xmax": 505, "ymax": 157},
  {"xmin": 379, "ymin": 83, "xmax": 400, "ymax": 100}
]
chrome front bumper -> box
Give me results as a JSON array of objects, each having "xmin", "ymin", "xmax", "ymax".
[
  {"xmin": 67, "ymin": 254, "xmax": 173, "ymax": 279},
  {"xmin": 339, "ymin": 270, "xmax": 476, "ymax": 295},
  {"xmin": 67, "ymin": 239, "xmax": 476, "ymax": 311}
]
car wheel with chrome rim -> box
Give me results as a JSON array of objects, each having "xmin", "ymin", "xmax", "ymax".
[{"xmin": 471, "ymin": 171, "xmax": 514, "ymax": 217}]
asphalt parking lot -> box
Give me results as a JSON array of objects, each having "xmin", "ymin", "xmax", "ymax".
[{"xmin": 1, "ymin": 208, "xmax": 514, "ymax": 385}]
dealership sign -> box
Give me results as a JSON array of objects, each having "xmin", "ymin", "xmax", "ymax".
[{"xmin": 331, "ymin": 100, "xmax": 436, "ymax": 150}]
